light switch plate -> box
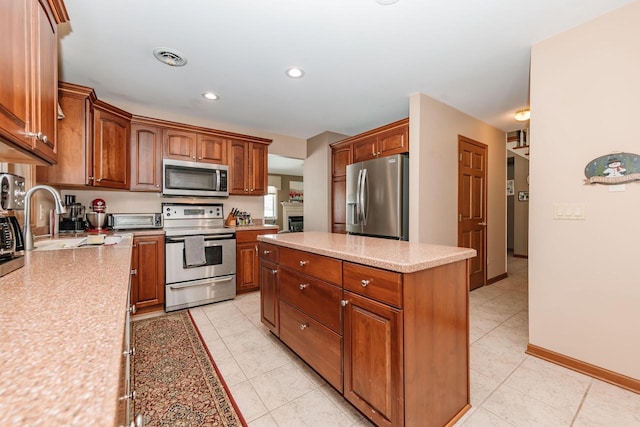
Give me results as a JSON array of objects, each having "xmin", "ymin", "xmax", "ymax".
[{"xmin": 553, "ymin": 203, "xmax": 586, "ymax": 220}]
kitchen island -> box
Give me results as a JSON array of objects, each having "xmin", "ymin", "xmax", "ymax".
[
  {"xmin": 257, "ymin": 231, "xmax": 476, "ymax": 427},
  {"xmin": 0, "ymin": 234, "xmax": 133, "ymax": 426}
]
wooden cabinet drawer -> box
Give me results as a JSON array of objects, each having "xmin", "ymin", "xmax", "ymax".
[
  {"xmin": 343, "ymin": 262, "xmax": 403, "ymax": 308},
  {"xmin": 258, "ymin": 242, "xmax": 279, "ymax": 263},
  {"xmin": 279, "ymin": 301, "xmax": 343, "ymax": 392},
  {"xmin": 237, "ymin": 228, "xmax": 277, "ymax": 244},
  {"xmin": 279, "ymin": 247, "xmax": 342, "ymax": 285},
  {"xmin": 279, "ymin": 268, "xmax": 342, "ymax": 334}
]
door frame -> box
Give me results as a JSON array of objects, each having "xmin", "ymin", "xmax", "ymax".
[{"xmin": 457, "ymin": 135, "xmax": 488, "ymax": 289}]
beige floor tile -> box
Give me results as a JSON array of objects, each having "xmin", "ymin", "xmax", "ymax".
[
  {"xmin": 470, "ymin": 368, "xmax": 502, "ymax": 406},
  {"xmin": 482, "ymin": 384, "xmax": 574, "ymax": 426},
  {"xmin": 573, "ymin": 379, "xmax": 640, "ymax": 426},
  {"xmin": 249, "ymin": 363, "xmax": 318, "ymax": 411},
  {"xmin": 221, "ymin": 327, "xmax": 272, "ymax": 355},
  {"xmin": 202, "ymin": 300, "xmax": 245, "ymax": 323},
  {"xmin": 502, "ymin": 356, "xmax": 591, "ymax": 418},
  {"xmin": 460, "ymin": 407, "xmax": 513, "ymax": 426},
  {"xmin": 213, "ymin": 314, "xmax": 256, "ymax": 338},
  {"xmin": 233, "ymin": 342, "xmax": 291, "ymax": 379},
  {"xmin": 201, "ymin": 336, "xmax": 232, "ymax": 361},
  {"xmin": 270, "ymin": 389, "xmax": 353, "ymax": 427},
  {"xmin": 228, "ymin": 380, "xmax": 269, "ymax": 423},
  {"xmin": 248, "ymin": 413, "xmax": 279, "ymax": 427},
  {"xmin": 214, "ymin": 356, "xmax": 247, "ymax": 386},
  {"xmin": 318, "ymin": 384, "xmax": 373, "ymax": 425}
]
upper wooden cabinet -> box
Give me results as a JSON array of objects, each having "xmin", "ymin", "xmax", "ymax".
[
  {"xmin": 163, "ymin": 128, "xmax": 228, "ymax": 164},
  {"xmin": 130, "ymin": 121, "xmax": 162, "ymax": 191},
  {"xmin": 37, "ymin": 82, "xmax": 95, "ymax": 186},
  {"xmin": 92, "ymin": 100, "xmax": 131, "ymax": 190},
  {"xmin": 229, "ymin": 140, "xmax": 269, "ymax": 195},
  {"xmin": 352, "ymin": 119, "xmax": 409, "ymax": 163},
  {"xmin": 0, "ymin": 0, "xmax": 68, "ymax": 165},
  {"xmin": 37, "ymin": 86, "xmax": 132, "ymax": 190}
]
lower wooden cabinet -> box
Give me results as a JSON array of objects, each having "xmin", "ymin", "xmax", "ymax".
[
  {"xmin": 236, "ymin": 228, "xmax": 278, "ymax": 293},
  {"xmin": 259, "ymin": 255, "xmax": 279, "ymax": 335},
  {"xmin": 131, "ymin": 233, "xmax": 165, "ymax": 313},
  {"xmin": 343, "ymin": 291, "xmax": 403, "ymax": 427}
]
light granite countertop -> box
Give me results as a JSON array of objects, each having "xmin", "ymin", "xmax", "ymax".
[
  {"xmin": 258, "ymin": 231, "xmax": 476, "ymax": 273},
  {"xmin": 0, "ymin": 233, "xmax": 133, "ymax": 426},
  {"xmin": 229, "ymin": 224, "xmax": 279, "ymax": 232}
]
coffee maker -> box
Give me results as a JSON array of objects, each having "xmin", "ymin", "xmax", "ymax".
[{"xmin": 59, "ymin": 195, "xmax": 86, "ymax": 233}]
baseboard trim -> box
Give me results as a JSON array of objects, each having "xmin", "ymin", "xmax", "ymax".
[
  {"xmin": 487, "ymin": 273, "xmax": 508, "ymax": 285},
  {"xmin": 526, "ymin": 344, "xmax": 640, "ymax": 394},
  {"xmin": 513, "ymin": 254, "xmax": 528, "ymax": 259}
]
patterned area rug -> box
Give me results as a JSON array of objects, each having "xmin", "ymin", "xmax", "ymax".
[{"xmin": 131, "ymin": 311, "xmax": 246, "ymax": 426}]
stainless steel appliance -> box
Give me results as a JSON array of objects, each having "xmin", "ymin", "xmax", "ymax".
[
  {"xmin": 346, "ymin": 153, "xmax": 409, "ymax": 240},
  {"xmin": 59, "ymin": 195, "xmax": 86, "ymax": 233},
  {"xmin": 108, "ymin": 213, "xmax": 163, "ymax": 230},
  {"xmin": 0, "ymin": 213, "xmax": 25, "ymax": 277},
  {"xmin": 163, "ymin": 203, "xmax": 236, "ymax": 312},
  {"xmin": 162, "ymin": 159, "xmax": 229, "ymax": 198},
  {"xmin": 0, "ymin": 173, "xmax": 26, "ymax": 211}
]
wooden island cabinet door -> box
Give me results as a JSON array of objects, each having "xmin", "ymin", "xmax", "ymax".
[
  {"xmin": 343, "ymin": 291, "xmax": 404, "ymax": 427},
  {"xmin": 260, "ymin": 260, "xmax": 279, "ymax": 336}
]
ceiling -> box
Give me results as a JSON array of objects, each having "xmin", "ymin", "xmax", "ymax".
[{"xmin": 57, "ymin": 0, "xmax": 634, "ymax": 141}]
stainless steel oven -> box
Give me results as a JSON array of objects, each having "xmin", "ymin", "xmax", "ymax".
[{"xmin": 163, "ymin": 203, "xmax": 236, "ymax": 312}]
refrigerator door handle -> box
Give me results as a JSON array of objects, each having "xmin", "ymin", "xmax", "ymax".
[
  {"xmin": 360, "ymin": 168, "xmax": 368, "ymax": 225},
  {"xmin": 355, "ymin": 169, "xmax": 363, "ymax": 224}
]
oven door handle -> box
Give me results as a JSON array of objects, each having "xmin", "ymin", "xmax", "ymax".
[
  {"xmin": 168, "ymin": 276, "xmax": 235, "ymax": 290},
  {"xmin": 165, "ymin": 234, "xmax": 235, "ymax": 243}
]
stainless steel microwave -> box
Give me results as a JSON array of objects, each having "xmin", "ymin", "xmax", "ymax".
[{"xmin": 162, "ymin": 159, "xmax": 229, "ymax": 198}]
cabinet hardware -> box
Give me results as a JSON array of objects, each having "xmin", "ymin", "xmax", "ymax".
[
  {"xmin": 478, "ymin": 222, "xmax": 487, "ymax": 226},
  {"xmin": 123, "ymin": 347, "xmax": 136, "ymax": 357},
  {"xmin": 299, "ymin": 323, "xmax": 308, "ymax": 330},
  {"xmin": 298, "ymin": 260, "xmax": 308, "ymax": 267},
  {"xmin": 263, "ymin": 249, "xmax": 271, "ymax": 255},
  {"xmin": 271, "ymin": 269, "xmax": 278, "ymax": 275},
  {"xmin": 119, "ymin": 390, "xmax": 136, "ymax": 401},
  {"xmin": 361, "ymin": 279, "xmax": 370, "ymax": 287},
  {"xmin": 128, "ymin": 305, "xmax": 137, "ymax": 314},
  {"xmin": 96, "ymin": 178, "xmax": 102, "ymax": 182},
  {"xmin": 130, "ymin": 269, "xmax": 137, "ymax": 275},
  {"xmin": 88, "ymin": 176, "xmax": 95, "ymax": 181},
  {"xmin": 25, "ymin": 131, "xmax": 47, "ymax": 143},
  {"xmin": 340, "ymin": 300, "xmax": 349, "ymax": 307},
  {"xmin": 299, "ymin": 283, "xmax": 309, "ymax": 290}
]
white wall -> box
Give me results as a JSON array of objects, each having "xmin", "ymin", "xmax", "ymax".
[
  {"xmin": 304, "ymin": 131, "xmax": 349, "ymax": 232},
  {"xmin": 409, "ymin": 93, "xmax": 507, "ymax": 280},
  {"xmin": 529, "ymin": 1, "xmax": 640, "ymax": 379}
]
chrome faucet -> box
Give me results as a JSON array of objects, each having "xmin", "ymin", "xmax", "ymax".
[{"xmin": 23, "ymin": 185, "xmax": 66, "ymax": 251}]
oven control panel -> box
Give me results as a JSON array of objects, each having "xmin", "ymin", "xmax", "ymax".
[{"xmin": 162, "ymin": 203, "xmax": 224, "ymax": 220}]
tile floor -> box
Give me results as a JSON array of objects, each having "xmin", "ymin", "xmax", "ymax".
[{"xmin": 188, "ymin": 256, "xmax": 640, "ymax": 426}]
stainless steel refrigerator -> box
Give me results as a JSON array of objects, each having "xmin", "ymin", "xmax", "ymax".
[{"xmin": 346, "ymin": 153, "xmax": 409, "ymax": 240}]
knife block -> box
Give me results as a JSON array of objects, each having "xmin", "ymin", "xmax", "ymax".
[{"xmin": 224, "ymin": 212, "xmax": 236, "ymax": 227}]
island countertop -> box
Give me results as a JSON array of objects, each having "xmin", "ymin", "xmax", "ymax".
[
  {"xmin": 0, "ymin": 234, "xmax": 133, "ymax": 426},
  {"xmin": 257, "ymin": 231, "xmax": 476, "ymax": 273}
]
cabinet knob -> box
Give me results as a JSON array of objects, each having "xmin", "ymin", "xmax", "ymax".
[
  {"xmin": 299, "ymin": 283, "xmax": 308, "ymax": 290},
  {"xmin": 129, "ymin": 305, "xmax": 137, "ymax": 314},
  {"xmin": 96, "ymin": 178, "xmax": 102, "ymax": 182},
  {"xmin": 271, "ymin": 269, "xmax": 278, "ymax": 275},
  {"xmin": 340, "ymin": 300, "xmax": 349, "ymax": 307},
  {"xmin": 88, "ymin": 176, "xmax": 95, "ymax": 181},
  {"xmin": 156, "ymin": 184, "xmax": 160, "ymax": 188},
  {"xmin": 198, "ymin": 157, "xmax": 202, "ymax": 160},
  {"xmin": 131, "ymin": 269, "xmax": 137, "ymax": 275},
  {"xmin": 192, "ymin": 156, "xmax": 196, "ymax": 160},
  {"xmin": 299, "ymin": 323, "xmax": 308, "ymax": 330},
  {"xmin": 298, "ymin": 260, "xmax": 308, "ymax": 267},
  {"xmin": 119, "ymin": 390, "xmax": 136, "ymax": 401},
  {"xmin": 263, "ymin": 250, "xmax": 271, "ymax": 255},
  {"xmin": 361, "ymin": 279, "xmax": 370, "ymax": 287}
]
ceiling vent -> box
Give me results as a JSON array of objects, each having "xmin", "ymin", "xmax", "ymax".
[{"xmin": 152, "ymin": 47, "xmax": 187, "ymax": 67}]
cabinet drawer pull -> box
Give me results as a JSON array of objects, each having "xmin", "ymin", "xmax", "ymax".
[
  {"xmin": 299, "ymin": 260, "xmax": 308, "ymax": 267},
  {"xmin": 299, "ymin": 283, "xmax": 309, "ymax": 290},
  {"xmin": 263, "ymin": 249, "xmax": 271, "ymax": 255},
  {"xmin": 361, "ymin": 279, "xmax": 370, "ymax": 287},
  {"xmin": 300, "ymin": 323, "xmax": 308, "ymax": 330}
]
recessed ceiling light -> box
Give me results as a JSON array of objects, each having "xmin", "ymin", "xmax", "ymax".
[
  {"xmin": 376, "ymin": 0, "xmax": 399, "ymax": 4},
  {"xmin": 152, "ymin": 47, "xmax": 187, "ymax": 67},
  {"xmin": 202, "ymin": 92, "xmax": 219, "ymax": 101},
  {"xmin": 286, "ymin": 67, "xmax": 305, "ymax": 78}
]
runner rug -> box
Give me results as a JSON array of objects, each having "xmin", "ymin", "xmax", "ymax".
[{"xmin": 131, "ymin": 311, "xmax": 246, "ymax": 426}]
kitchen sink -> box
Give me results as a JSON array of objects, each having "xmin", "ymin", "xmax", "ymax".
[{"xmin": 32, "ymin": 236, "xmax": 122, "ymax": 251}]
